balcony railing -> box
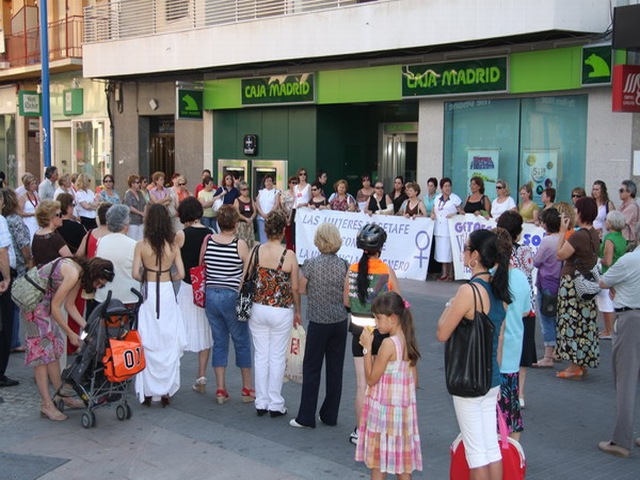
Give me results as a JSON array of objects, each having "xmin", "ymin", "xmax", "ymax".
[
  {"xmin": 5, "ymin": 15, "xmax": 84, "ymax": 67},
  {"xmin": 84, "ymin": 0, "xmax": 378, "ymax": 44}
]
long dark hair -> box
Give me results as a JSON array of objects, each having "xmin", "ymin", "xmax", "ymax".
[
  {"xmin": 76, "ymin": 257, "xmax": 115, "ymax": 294},
  {"xmin": 144, "ymin": 204, "xmax": 175, "ymax": 262},
  {"xmin": 468, "ymin": 229, "xmax": 511, "ymax": 304},
  {"xmin": 372, "ymin": 292, "xmax": 420, "ymax": 366},
  {"xmin": 357, "ymin": 251, "xmax": 373, "ymax": 304}
]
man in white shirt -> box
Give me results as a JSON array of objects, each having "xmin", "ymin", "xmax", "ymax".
[
  {"xmin": 94, "ymin": 205, "xmax": 139, "ymax": 306},
  {"xmin": 598, "ymin": 221, "xmax": 640, "ymax": 458},
  {"xmin": 38, "ymin": 166, "xmax": 59, "ymax": 201}
]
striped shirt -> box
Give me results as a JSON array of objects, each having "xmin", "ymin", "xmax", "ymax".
[{"xmin": 203, "ymin": 237, "xmax": 243, "ymax": 290}]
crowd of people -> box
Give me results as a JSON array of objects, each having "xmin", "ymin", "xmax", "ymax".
[{"xmin": 1, "ymin": 165, "xmax": 640, "ymax": 478}]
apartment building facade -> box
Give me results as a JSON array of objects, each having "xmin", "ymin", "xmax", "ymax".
[{"xmin": 78, "ymin": 0, "xmax": 639, "ymax": 202}]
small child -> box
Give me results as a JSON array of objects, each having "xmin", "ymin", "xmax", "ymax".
[{"xmin": 356, "ymin": 291, "xmax": 422, "ymax": 479}]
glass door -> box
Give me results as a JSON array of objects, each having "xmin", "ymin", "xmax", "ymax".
[{"xmin": 379, "ymin": 123, "xmax": 418, "ymax": 187}]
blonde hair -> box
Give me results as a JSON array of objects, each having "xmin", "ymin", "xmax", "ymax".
[
  {"xmin": 58, "ymin": 173, "xmax": 71, "ymax": 188},
  {"xmin": 76, "ymin": 173, "xmax": 91, "ymax": 191},
  {"xmin": 35, "ymin": 200, "xmax": 61, "ymax": 227},
  {"xmin": 555, "ymin": 201, "xmax": 576, "ymax": 230},
  {"xmin": 314, "ymin": 223, "xmax": 342, "ymax": 254},
  {"xmin": 22, "ymin": 173, "xmax": 37, "ymax": 189},
  {"xmin": 496, "ymin": 179, "xmax": 510, "ymax": 196}
]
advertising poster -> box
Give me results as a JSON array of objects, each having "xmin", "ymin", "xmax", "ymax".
[
  {"xmin": 467, "ymin": 149, "xmax": 499, "ymax": 199},
  {"xmin": 448, "ymin": 214, "xmax": 546, "ymax": 280},
  {"xmin": 522, "ymin": 150, "xmax": 558, "ymax": 204},
  {"xmin": 295, "ymin": 209, "xmax": 434, "ymax": 281}
]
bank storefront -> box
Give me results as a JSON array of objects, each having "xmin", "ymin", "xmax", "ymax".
[{"xmin": 204, "ymin": 44, "xmax": 631, "ymax": 203}]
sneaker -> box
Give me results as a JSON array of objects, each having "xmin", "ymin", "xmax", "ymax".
[
  {"xmin": 349, "ymin": 426, "xmax": 358, "ymax": 445},
  {"xmin": 289, "ymin": 418, "xmax": 312, "ymax": 428},
  {"xmin": 598, "ymin": 441, "xmax": 630, "ymax": 458}
]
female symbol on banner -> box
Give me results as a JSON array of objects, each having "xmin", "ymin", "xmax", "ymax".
[{"xmin": 413, "ymin": 230, "xmax": 431, "ymax": 268}]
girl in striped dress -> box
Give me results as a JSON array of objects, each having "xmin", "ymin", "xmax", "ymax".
[{"xmin": 356, "ymin": 292, "xmax": 422, "ymax": 479}]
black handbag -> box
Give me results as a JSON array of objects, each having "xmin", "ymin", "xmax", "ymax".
[
  {"xmin": 236, "ymin": 245, "xmax": 259, "ymax": 322},
  {"xmin": 445, "ymin": 281, "xmax": 495, "ymax": 398},
  {"xmin": 540, "ymin": 291, "xmax": 558, "ymax": 317}
]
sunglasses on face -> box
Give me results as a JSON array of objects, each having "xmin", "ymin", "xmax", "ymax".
[
  {"xmin": 375, "ymin": 186, "xmax": 384, "ymax": 190},
  {"xmin": 619, "ymin": 188, "xmax": 627, "ymax": 194},
  {"xmin": 104, "ymin": 179, "xmax": 113, "ymax": 183},
  {"xmin": 54, "ymin": 212, "xmax": 63, "ymax": 218},
  {"xmin": 496, "ymin": 186, "xmax": 503, "ymax": 189},
  {"xmin": 178, "ymin": 183, "xmax": 186, "ymax": 186},
  {"xmin": 299, "ymin": 173, "xmax": 307, "ymax": 177},
  {"xmin": 572, "ymin": 194, "xmax": 583, "ymax": 198}
]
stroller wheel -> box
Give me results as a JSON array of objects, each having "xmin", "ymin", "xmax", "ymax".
[
  {"xmin": 81, "ymin": 411, "xmax": 96, "ymax": 429},
  {"xmin": 116, "ymin": 404, "xmax": 131, "ymax": 421}
]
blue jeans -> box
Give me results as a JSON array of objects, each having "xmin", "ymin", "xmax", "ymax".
[
  {"xmin": 204, "ymin": 287, "xmax": 251, "ymax": 368},
  {"xmin": 536, "ymin": 290, "xmax": 557, "ymax": 347},
  {"xmin": 202, "ymin": 216, "xmax": 217, "ymax": 232}
]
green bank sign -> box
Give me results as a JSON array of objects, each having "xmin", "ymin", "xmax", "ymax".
[
  {"xmin": 581, "ymin": 45, "xmax": 611, "ymax": 86},
  {"xmin": 177, "ymin": 89, "xmax": 203, "ymax": 119},
  {"xmin": 242, "ymin": 74, "xmax": 314, "ymax": 105},
  {"xmin": 402, "ymin": 57, "xmax": 508, "ymax": 97}
]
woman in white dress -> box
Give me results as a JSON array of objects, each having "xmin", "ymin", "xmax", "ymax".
[
  {"xmin": 431, "ymin": 177, "xmax": 462, "ymax": 281},
  {"xmin": 291, "ymin": 168, "xmax": 311, "ymax": 249},
  {"xmin": 255, "ymin": 174, "xmax": 280, "ymax": 243},
  {"xmin": 18, "ymin": 173, "xmax": 40, "ymax": 241},
  {"xmin": 132, "ymin": 204, "xmax": 187, "ymax": 407},
  {"xmin": 491, "ymin": 179, "xmax": 517, "ymax": 221},
  {"xmin": 175, "ymin": 198, "xmax": 214, "ymax": 393}
]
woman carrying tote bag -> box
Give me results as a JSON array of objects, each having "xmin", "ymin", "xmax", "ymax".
[{"xmin": 437, "ymin": 229, "xmax": 511, "ymax": 480}]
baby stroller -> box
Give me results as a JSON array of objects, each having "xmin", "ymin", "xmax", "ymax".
[{"xmin": 56, "ymin": 288, "xmax": 144, "ymax": 428}]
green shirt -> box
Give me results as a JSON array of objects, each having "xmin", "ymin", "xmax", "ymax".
[{"xmin": 599, "ymin": 230, "xmax": 627, "ymax": 273}]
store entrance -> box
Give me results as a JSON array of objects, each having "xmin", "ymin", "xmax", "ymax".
[
  {"xmin": 149, "ymin": 116, "xmax": 175, "ymax": 178},
  {"xmin": 379, "ymin": 123, "xmax": 418, "ymax": 187}
]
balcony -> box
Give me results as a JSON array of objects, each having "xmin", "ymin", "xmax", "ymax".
[
  {"xmin": 82, "ymin": 0, "xmax": 612, "ymax": 79},
  {"xmin": 5, "ymin": 15, "xmax": 84, "ymax": 68},
  {"xmin": 84, "ymin": 0, "xmax": 365, "ymax": 43}
]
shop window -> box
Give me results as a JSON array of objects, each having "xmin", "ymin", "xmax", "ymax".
[
  {"xmin": 443, "ymin": 95, "xmax": 587, "ymax": 206},
  {"xmin": 0, "ymin": 115, "xmax": 17, "ymax": 188},
  {"xmin": 74, "ymin": 120, "xmax": 109, "ymax": 185}
]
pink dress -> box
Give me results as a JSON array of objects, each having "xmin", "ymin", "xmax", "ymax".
[
  {"xmin": 355, "ymin": 335, "xmax": 422, "ymax": 474},
  {"xmin": 23, "ymin": 259, "xmax": 71, "ymax": 367}
]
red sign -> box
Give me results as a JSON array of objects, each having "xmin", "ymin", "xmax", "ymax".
[{"xmin": 612, "ymin": 64, "xmax": 640, "ymax": 112}]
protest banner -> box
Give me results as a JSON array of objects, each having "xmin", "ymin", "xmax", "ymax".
[
  {"xmin": 295, "ymin": 209, "xmax": 434, "ymax": 280},
  {"xmin": 448, "ymin": 214, "xmax": 546, "ymax": 280}
]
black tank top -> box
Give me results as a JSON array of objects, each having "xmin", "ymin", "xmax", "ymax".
[
  {"xmin": 464, "ymin": 195, "xmax": 487, "ymax": 214},
  {"xmin": 181, "ymin": 226, "xmax": 212, "ymax": 284}
]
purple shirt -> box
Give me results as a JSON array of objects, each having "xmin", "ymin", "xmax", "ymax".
[{"xmin": 532, "ymin": 233, "xmax": 562, "ymax": 294}]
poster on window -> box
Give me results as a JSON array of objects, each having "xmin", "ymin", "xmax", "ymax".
[
  {"xmin": 467, "ymin": 149, "xmax": 500, "ymax": 200},
  {"xmin": 522, "ymin": 150, "xmax": 558, "ymax": 204}
]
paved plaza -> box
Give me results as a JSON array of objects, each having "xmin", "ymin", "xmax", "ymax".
[{"xmin": 0, "ymin": 278, "xmax": 639, "ymax": 479}]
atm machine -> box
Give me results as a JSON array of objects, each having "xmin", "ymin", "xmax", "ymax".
[
  {"xmin": 217, "ymin": 159, "xmax": 248, "ymax": 188},
  {"xmin": 250, "ymin": 160, "xmax": 288, "ymax": 198}
]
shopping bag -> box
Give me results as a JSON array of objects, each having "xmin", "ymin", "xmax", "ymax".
[
  {"xmin": 284, "ymin": 325, "xmax": 306, "ymax": 384},
  {"xmin": 102, "ymin": 330, "xmax": 146, "ymax": 383},
  {"xmin": 450, "ymin": 405, "xmax": 526, "ymax": 479},
  {"xmin": 190, "ymin": 265, "xmax": 206, "ymax": 308}
]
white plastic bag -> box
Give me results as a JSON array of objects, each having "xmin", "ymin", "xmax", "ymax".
[{"xmin": 284, "ymin": 325, "xmax": 306, "ymax": 384}]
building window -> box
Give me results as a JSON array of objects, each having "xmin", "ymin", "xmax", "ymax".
[
  {"xmin": 166, "ymin": 0, "xmax": 189, "ymax": 22},
  {"xmin": 443, "ymin": 95, "xmax": 588, "ymax": 206}
]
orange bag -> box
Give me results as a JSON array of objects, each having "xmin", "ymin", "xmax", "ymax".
[{"xmin": 102, "ymin": 330, "xmax": 146, "ymax": 382}]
